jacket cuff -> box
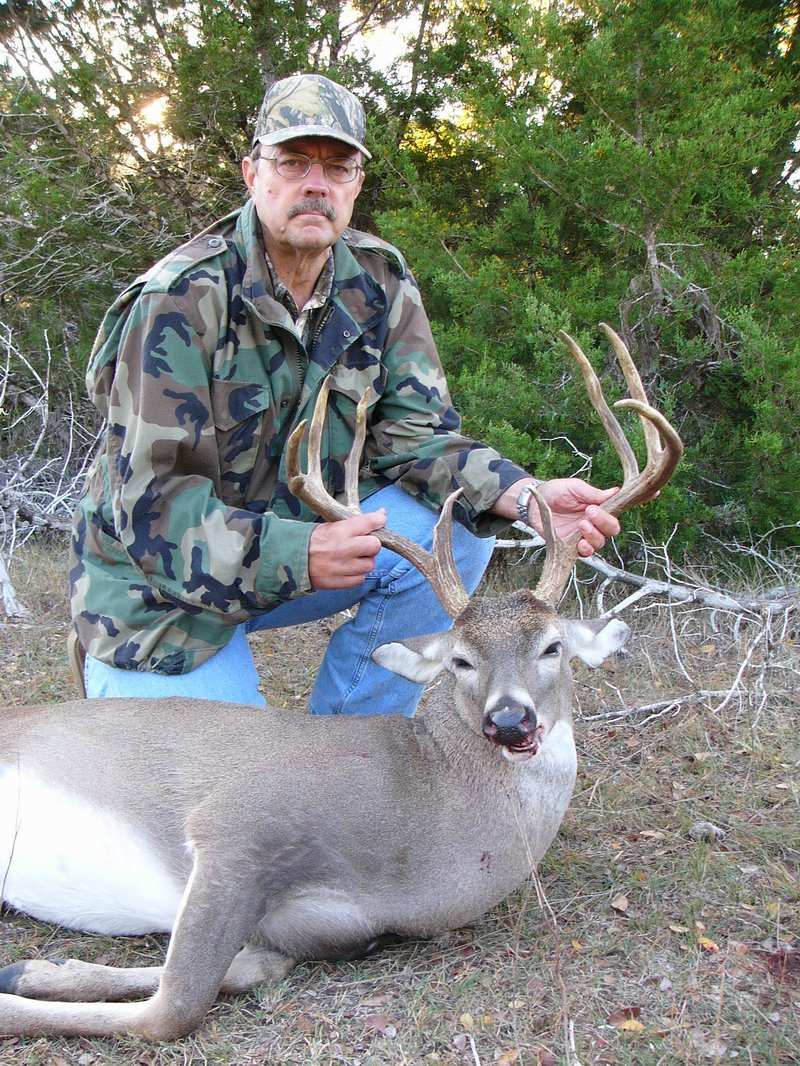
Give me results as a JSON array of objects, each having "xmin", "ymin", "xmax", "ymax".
[
  {"xmin": 256, "ymin": 516, "xmax": 315, "ymax": 601},
  {"xmin": 458, "ymin": 458, "xmax": 530, "ymax": 536}
]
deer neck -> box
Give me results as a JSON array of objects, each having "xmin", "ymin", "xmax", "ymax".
[{"xmin": 412, "ymin": 674, "xmax": 520, "ymax": 780}]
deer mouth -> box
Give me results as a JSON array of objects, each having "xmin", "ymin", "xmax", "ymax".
[
  {"xmin": 482, "ymin": 705, "xmax": 544, "ymax": 762},
  {"xmin": 498, "ymin": 723, "xmax": 545, "ymax": 762}
]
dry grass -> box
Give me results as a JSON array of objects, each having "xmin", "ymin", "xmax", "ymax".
[{"xmin": 1, "ymin": 541, "xmax": 798, "ymax": 1065}]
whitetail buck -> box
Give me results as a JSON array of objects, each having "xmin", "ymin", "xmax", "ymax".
[{"xmin": 0, "ymin": 325, "xmax": 682, "ymax": 1040}]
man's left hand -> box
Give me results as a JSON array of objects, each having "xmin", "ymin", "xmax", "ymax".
[{"xmin": 495, "ymin": 477, "xmax": 621, "ymax": 557}]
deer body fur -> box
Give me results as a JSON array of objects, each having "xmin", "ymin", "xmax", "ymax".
[
  {"xmin": 0, "ymin": 325, "xmax": 682, "ymax": 1040},
  {"xmin": 0, "ymin": 593, "xmax": 630, "ymax": 1041}
]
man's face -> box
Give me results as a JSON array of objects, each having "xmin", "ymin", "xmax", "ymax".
[{"xmin": 242, "ymin": 137, "xmax": 365, "ymax": 258}]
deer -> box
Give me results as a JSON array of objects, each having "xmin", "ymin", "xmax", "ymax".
[{"xmin": 0, "ymin": 325, "xmax": 682, "ymax": 1041}]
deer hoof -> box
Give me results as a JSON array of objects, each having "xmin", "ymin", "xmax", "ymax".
[{"xmin": 0, "ymin": 962, "xmax": 25, "ymax": 995}]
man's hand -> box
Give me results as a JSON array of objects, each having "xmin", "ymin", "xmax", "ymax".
[
  {"xmin": 495, "ymin": 478, "xmax": 621, "ymax": 557},
  {"xmin": 308, "ymin": 510, "xmax": 385, "ymax": 589}
]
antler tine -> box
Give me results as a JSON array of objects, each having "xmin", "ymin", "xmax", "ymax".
[
  {"xmin": 558, "ymin": 330, "xmax": 639, "ymax": 482},
  {"xmin": 599, "ymin": 322, "xmax": 662, "ymax": 458},
  {"xmin": 344, "ymin": 392, "xmax": 370, "ymax": 510},
  {"xmin": 287, "ymin": 378, "xmax": 470, "ymax": 619},
  {"xmin": 603, "ymin": 399, "xmax": 683, "ymax": 517},
  {"xmin": 430, "ymin": 488, "xmax": 471, "ymax": 616},
  {"xmin": 531, "ymin": 327, "xmax": 684, "ymax": 606},
  {"xmin": 530, "ymin": 487, "xmax": 580, "ymax": 607}
]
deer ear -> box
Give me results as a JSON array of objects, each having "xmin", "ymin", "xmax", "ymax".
[
  {"xmin": 563, "ymin": 618, "xmax": 631, "ymax": 667},
  {"xmin": 372, "ymin": 634, "xmax": 451, "ymax": 682}
]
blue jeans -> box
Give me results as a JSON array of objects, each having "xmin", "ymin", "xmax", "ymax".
[{"xmin": 85, "ymin": 484, "xmax": 495, "ymax": 717}]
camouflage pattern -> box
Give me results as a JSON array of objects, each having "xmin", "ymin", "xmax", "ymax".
[
  {"xmin": 252, "ymin": 73, "xmax": 371, "ymax": 159},
  {"xmin": 70, "ymin": 199, "xmax": 527, "ymax": 674}
]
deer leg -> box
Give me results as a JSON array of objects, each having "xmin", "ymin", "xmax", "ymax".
[
  {"xmin": 0, "ymin": 942, "xmax": 294, "ymax": 1004},
  {"xmin": 0, "ymin": 959, "xmax": 163, "ymax": 1002},
  {"xmin": 0, "ymin": 848, "xmax": 268, "ymax": 1039},
  {"xmin": 219, "ymin": 942, "xmax": 295, "ymax": 994}
]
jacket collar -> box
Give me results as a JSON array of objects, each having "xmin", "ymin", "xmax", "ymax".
[{"xmin": 235, "ymin": 200, "xmax": 387, "ymax": 352}]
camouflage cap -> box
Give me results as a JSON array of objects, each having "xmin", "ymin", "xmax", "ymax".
[{"xmin": 252, "ymin": 73, "xmax": 372, "ymax": 160}]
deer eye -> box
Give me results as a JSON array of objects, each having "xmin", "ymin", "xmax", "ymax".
[
  {"xmin": 542, "ymin": 641, "xmax": 562, "ymax": 657},
  {"xmin": 451, "ymin": 656, "xmax": 474, "ymax": 671}
]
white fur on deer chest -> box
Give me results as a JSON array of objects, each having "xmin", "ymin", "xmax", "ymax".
[
  {"xmin": 514, "ymin": 721, "xmax": 577, "ymax": 846},
  {"xmin": 0, "ymin": 764, "xmax": 183, "ymax": 935}
]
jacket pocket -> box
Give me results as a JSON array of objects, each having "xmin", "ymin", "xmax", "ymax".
[{"xmin": 211, "ymin": 379, "xmax": 275, "ymax": 506}]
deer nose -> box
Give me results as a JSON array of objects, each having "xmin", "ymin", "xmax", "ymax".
[{"xmin": 482, "ymin": 698, "xmax": 537, "ymax": 746}]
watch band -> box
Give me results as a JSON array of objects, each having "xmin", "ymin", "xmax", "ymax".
[{"xmin": 516, "ymin": 483, "xmax": 537, "ymax": 526}]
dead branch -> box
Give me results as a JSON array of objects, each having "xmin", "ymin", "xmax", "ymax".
[
  {"xmin": 496, "ymin": 523, "xmax": 799, "ymax": 617},
  {"xmin": 0, "ymin": 552, "xmax": 31, "ymax": 620},
  {"xmin": 582, "ymin": 691, "xmax": 730, "ymax": 724},
  {"xmin": 0, "ymin": 320, "xmax": 101, "ymax": 562}
]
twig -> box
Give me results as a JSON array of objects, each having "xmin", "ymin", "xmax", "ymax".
[
  {"xmin": 0, "ymin": 552, "xmax": 31, "ymax": 619},
  {"xmin": 710, "ymin": 624, "xmax": 767, "ymax": 716},
  {"xmin": 531, "ymin": 868, "xmax": 577, "ymax": 1065},
  {"xmin": 495, "ymin": 523, "xmax": 799, "ymax": 616},
  {"xmin": 582, "ymin": 691, "xmax": 729, "ymax": 724}
]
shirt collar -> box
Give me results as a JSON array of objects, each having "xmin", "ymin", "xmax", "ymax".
[{"xmin": 262, "ymin": 246, "xmax": 334, "ymax": 322}]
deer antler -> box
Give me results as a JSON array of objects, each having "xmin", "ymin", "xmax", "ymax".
[
  {"xmin": 532, "ymin": 324, "xmax": 684, "ymax": 605},
  {"xmin": 286, "ymin": 378, "xmax": 470, "ymax": 618}
]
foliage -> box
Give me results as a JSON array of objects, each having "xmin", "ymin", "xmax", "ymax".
[{"xmin": 1, "ymin": 0, "xmax": 798, "ymax": 549}]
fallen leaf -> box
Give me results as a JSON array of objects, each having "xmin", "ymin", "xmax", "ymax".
[
  {"xmin": 364, "ymin": 1013, "xmax": 397, "ymax": 1038},
  {"xmin": 611, "ymin": 894, "xmax": 630, "ymax": 914},
  {"xmin": 697, "ymin": 936, "xmax": 720, "ymax": 952},
  {"xmin": 608, "ymin": 1006, "xmax": 642, "ymax": 1027},
  {"xmin": 295, "ymin": 1014, "xmax": 315, "ymax": 1033},
  {"xmin": 669, "ymin": 924, "xmax": 690, "ymax": 934},
  {"xmin": 459, "ymin": 1012, "xmax": 475, "ymax": 1030},
  {"xmin": 360, "ymin": 994, "xmax": 391, "ymax": 1008},
  {"xmin": 618, "ymin": 1018, "xmax": 645, "ymax": 1033},
  {"xmin": 641, "ymin": 829, "xmax": 666, "ymax": 839},
  {"xmin": 691, "ymin": 751, "xmax": 712, "ymax": 763},
  {"xmin": 495, "ymin": 1050, "xmax": 520, "ymax": 1065},
  {"xmin": 571, "ymin": 939, "xmax": 584, "ymax": 951},
  {"xmin": 754, "ymin": 946, "xmax": 800, "ymax": 982}
]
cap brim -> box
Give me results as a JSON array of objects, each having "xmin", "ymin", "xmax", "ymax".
[{"xmin": 253, "ymin": 125, "xmax": 372, "ymax": 160}]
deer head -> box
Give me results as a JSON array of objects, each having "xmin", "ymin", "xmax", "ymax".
[{"xmin": 287, "ymin": 323, "xmax": 683, "ymax": 761}]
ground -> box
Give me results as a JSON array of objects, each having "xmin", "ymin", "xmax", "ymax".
[{"xmin": 0, "ymin": 541, "xmax": 797, "ymax": 1065}]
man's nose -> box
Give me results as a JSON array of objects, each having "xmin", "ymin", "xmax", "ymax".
[{"xmin": 301, "ymin": 161, "xmax": 331, "ymax": 194}]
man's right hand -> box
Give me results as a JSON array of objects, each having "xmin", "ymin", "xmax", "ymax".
[{"xmin": 308, "ymin": 510, "xmax": 386, "ymax": 589}]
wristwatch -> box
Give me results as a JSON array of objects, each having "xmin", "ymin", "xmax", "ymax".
[{"xmin": 516, "ymin": 483, "xmax": 539, "ymax": 526}]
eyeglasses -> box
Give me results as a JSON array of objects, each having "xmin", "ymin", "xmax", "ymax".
[{"xmin": 267, "ymin": 152, "xmax": 363, "ymax": 184}]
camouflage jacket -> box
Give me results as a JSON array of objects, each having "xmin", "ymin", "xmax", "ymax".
[{"xmin": 70, "ymin": 199, "xmax": 528, "ymax": 674}]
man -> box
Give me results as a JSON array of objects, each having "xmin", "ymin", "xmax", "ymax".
[{"xmin": 70, "ymin": 73, "xmax": 619, "ymax": 715}]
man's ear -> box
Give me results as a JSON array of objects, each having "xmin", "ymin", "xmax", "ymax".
[
  {"xmin": 562, "ymin": 617, "xmax": 631, "ymax": 667},
  {"xmin": 242, "ymin": 156, "xmax": 257, "ymax": 193},
  {"xmin": 372, "ymin": 633, "xmax": 451, "ymax": 683}
]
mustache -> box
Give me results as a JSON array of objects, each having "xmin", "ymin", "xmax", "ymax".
[{"xmin": 287, "ymin": 198, "xmax": 336, "ymax": 221}]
